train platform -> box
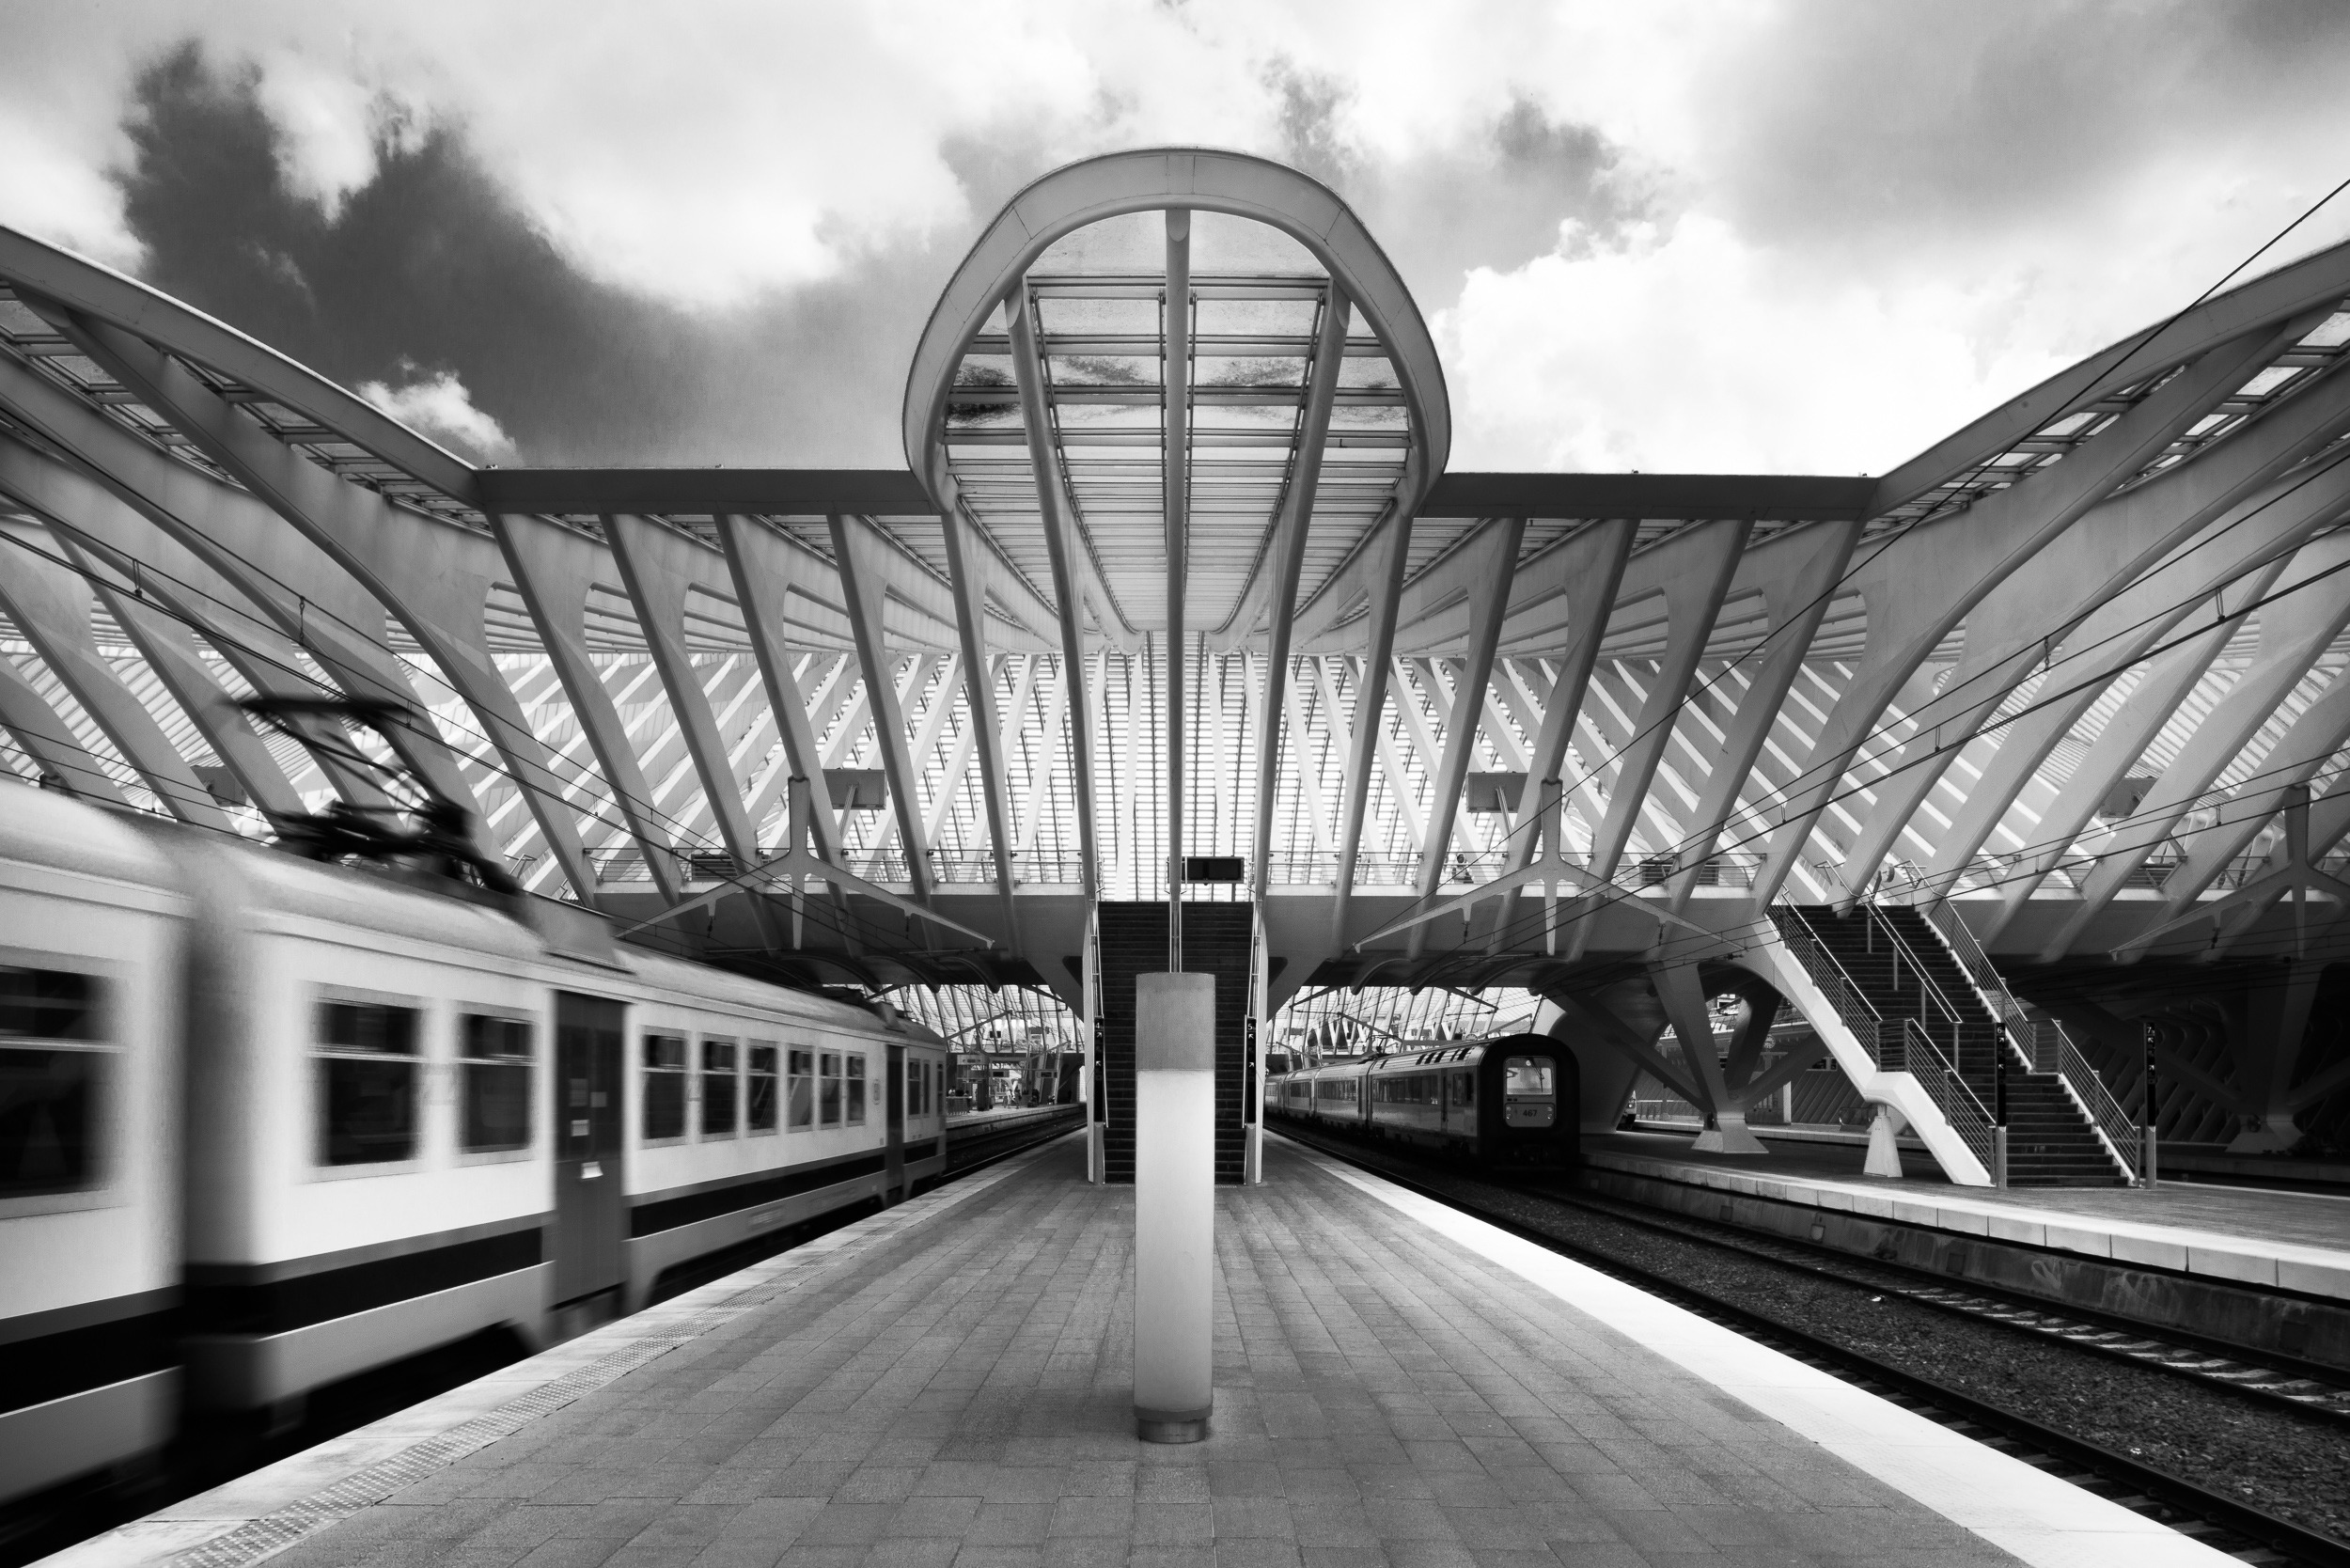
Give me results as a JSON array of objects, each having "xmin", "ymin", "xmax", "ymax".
[
  {"xmin": 44, "ymin": 1132, "xmax": 2237, "ymax": 1568},
  {"xmin": 1581, "ymin": 1133, "xmax": 2350, "ymax": 1306},
  {"xmin": 1625, "ymin": 1120, "xmax": 2350, "ymax": 1192}
]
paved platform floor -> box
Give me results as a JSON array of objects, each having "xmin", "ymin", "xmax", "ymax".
[
  {"xmin": 49, "ymin": 1135, "xmax": 2232, "ymax": 1568},
  {"xmin": 1585, "ymin": 1134, "xmax": 2349, "ymax": 1299}
]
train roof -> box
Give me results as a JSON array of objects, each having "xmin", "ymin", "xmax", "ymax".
[
  {"xmin": 0, "ymin": 786, "xmax": 949, "ymax": 1039},
  {"xmin": 0, "ymin": 782, "xmax": 180, "ymax": 894},
  {"xmin": 1271, "ymin": 1033, "xmax": 1561, "ymax": 1078}
]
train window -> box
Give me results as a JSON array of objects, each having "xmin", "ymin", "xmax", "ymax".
[
  {"xmin": 1504, "ymin": 1055, "xmax": 1557, "ymax": 1130},
  {"xmin": 643, "ymin": 1032, "xmax": 687, "ymax": 1141},
  {"xmin": 0, "ymin": 964, "xmax": 105, "ymax": 1198},
  {"xmin": 819, "ymin": 1051, "xmax": 842, "ymax": 1126},
  {"xmin": 747, "ymin": 1042, "xmax": 778, "ymax": 1132},
  {"xmin": 701, "ymin": 1038, "xmax": 738, "ymax": 1137},
  {"xmin": 317, "ymin": 998, "xmax": 418, "ymax": 1166},
  {"xmin": 786, "ymin": 1048, "xmax": 814, "ymax": 1128},
  {"xmin": 458, "ymin": 1013, "xmax": 532, "ymax": 1153},
  {"xmin": 1453, "ymin": 1073, "xmax": 1476, "ymax": 1108},
  {"xmin": 845, "ymin": 1055, "xmax": 867, "ymax": 1124},
  {"xmin": 1504, "ymin": 1058, "xmax": 1555, "ymax": 1096}
]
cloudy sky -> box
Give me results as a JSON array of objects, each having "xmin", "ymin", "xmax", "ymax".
[{"xmin": 5, "ymin": 0, "xmax": 2350, "ymax": 477}]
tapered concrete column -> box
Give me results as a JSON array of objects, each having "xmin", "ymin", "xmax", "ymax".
[
  {"xmin": 1864, "ymin": 1105, "xmax": 1909, "ymax": 1178},
  {"xmin": 1134, "ymin": 972, "xmax": 1214, "ymax": 1443}
]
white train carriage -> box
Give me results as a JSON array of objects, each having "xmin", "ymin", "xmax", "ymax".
[
  {"xmin": 0, "ymin": 788, "xmax": 948, "ymax": 1500},
  {"xmin": 0, "ymin": 789, "xmax": 184, "ymax": 1504},
  {"xmin": 172, "ymin": 834, "xmax": 948, "ymax": 1414}
]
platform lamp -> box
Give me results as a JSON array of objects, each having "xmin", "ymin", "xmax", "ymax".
[{"xmin": 2140, "ymin": 1021, "xmax": 2160, "ymax": 1187}]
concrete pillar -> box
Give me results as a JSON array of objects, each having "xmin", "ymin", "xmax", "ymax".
[
  {"xmin": 1865, "ymin": 1104, "xmax": 1909, "ymax": 1177},
  {"xmin": 2231, "ymin": 960, "xmax": 2322, "ymax": 1152},
  {"xmin": 1133, "ymin": 972, "xmax": 1214, "ymax": 1443},
  {"xmin": 1653, "ymin": 963, "xmax": 1768, "ymax": 1153}
]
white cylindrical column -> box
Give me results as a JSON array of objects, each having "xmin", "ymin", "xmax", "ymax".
[{"xmin": 1133, "ymin": 971, "xmax": 1214, "ymax": 1443}]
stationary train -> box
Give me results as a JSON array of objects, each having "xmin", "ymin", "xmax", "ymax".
[
  {"xmin": 0, "ymin": 786, "xmax": 949, "ymax": 1507},
  {"xmin": 1265, "ymin": 1033, "xmax": 1580, "ymax": 1168}
]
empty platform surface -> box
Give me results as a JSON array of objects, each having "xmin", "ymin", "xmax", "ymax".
[
  {"xmin": 48, "ymin": 1135, "xmax": 2236, "ymax": 1568},
  {"xmin": 1585, "ymin": 1134, "xmax": 2350, "ymax": 1299}
]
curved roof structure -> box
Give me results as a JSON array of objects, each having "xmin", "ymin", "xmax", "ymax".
[{"xmin": 4, "ymin": 145, "xmax": 2350, "ymax": 1092}]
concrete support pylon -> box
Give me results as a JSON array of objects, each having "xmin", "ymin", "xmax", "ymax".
[
  {"xmin": 1132, "ymin": 971, "xmax": 1214, "ymax": 1444},
  {"xmin": 1865, "ymin": 1104, "xmax": 1910, "ymax": 1177},
  {"xmin": 2231, "ymin": 960, "xmax": 2323, "ymax": 1152},
  {"xmin": 1650, "ymin": 962, "xmax": 1767, "ymax": 1154}
]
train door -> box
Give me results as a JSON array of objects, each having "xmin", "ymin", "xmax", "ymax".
[
  {"xmin": 885, "ymin": 1042, "xmax": 906, "ymax": 1204},
  {"xmin": 554, "ymin": 993, "xmax": 626, "ymax": 1307}
]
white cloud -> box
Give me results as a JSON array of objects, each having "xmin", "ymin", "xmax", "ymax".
[
  {"xmin": 356, "ymin": 368, "xmax": 518, "ymax": 463},
  {"xmin": 247, "ymin": 47, "xmax": 398, "ymax": 217},
  {"xmin": 1439, "ymin": 212, "xmax": 2064, "ymax": 475}
]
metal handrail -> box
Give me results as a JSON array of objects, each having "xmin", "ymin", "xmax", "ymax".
[
  {"xmin": 1923, "ymin": 903, "xmax": 2039, "ymax": 1055},
  {"xmin": 1771, "ymin": 906, "xmax": 1883, "ymax": 1067},
  {"xmin": 1921, "ymin": 903, "xmax": 2137, "ymax": 1184},
  {"xmin": 2054, "ymin": 1029, "xmax": 2142, "ymax": 1179},
  {"xmin": 1901, "ymin": 1017, "xmax": 1997, "ymax": 1171},
  {"xmin": 1860, "ymin": 904, "xmax": 1968, "ymax": 1060}
]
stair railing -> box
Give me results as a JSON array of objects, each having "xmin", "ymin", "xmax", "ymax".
[
  {"xmin": 1923, "ymin": 904, "xmax": 2138, "ymax": 1183},
  {"xmin": 2043, "ymin": 1021, "xmax": 2142, "ymax": 1183},
  {"xmin": 1770, "ymin": 906, "xmax": 1884, "ymax": 1067},
  {"xmin": 1899, "ymin": 1017, "xmax": 1997, "ymax": 1173},
  {"xmin": 1859, "ymin": 904, "xmax": 1969, "ymax": 1068}
]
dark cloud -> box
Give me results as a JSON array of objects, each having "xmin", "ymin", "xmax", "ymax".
[
  {"xmin": 1697, "ymin": 0, "xmax": 2350, "ymax": 257},
  {"xmin": 108, "ymin": 41, "xmax": 1650, "ymax": 468},
  {"xmin": 112, "ymin": 42, "xmax": 1038, "ymax": 468},
  {"xmin": 1265, "ymin": 62, "xmax": 1652, "ymax": 312}
]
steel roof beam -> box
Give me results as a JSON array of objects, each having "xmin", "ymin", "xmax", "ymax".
[
  {"xmin": 604, "ymin": 513, "xmax": 770, "ymax": 880},
  {"xmin": 2036, "ymin": 531, "xmax": 2350, "ymax": 959},
  {"xmin": 47, "ymin": 305, "xmax": 601, "ymax": 881},
  {"xmin": 2133, "ymin": 666, "xmax": 2350, "ymax": 940},
  {"xmin": 1664, "ymin": 520, "xmax": 1861, "ymax": 916},
  {"xmin": 1006, "ymin": 284, "xmax": 1104, "ymax": 898},
  {"xmin": 1164, "ymin": 207, "xmax": 1193, "ymax": 957},
  {"xmin": 1750, "ymin": 318, "xmax": 2309, "ymax": 909},
  {"xmin": 0, "ymin": 519, "xmax": 231, "ymax": 829},
  {"xmin": 1575, "ymin": 520, "xmax": 1749, "ymax": 897},
  {"xmin": 829, "ymin": 512, "xmax": 937, "ymax": 905},
  {"xmin": 1324, "ymin": 508, "xmax": 1417, "ymax": 948},
  {"xmin": 1869, "ymin": 237, "xmax": 2350, "ymax": 518},
  {"xmin": 0, "ymin": 319, "xmax": 497, "ymax": 857},
  {"xmin": 1248, "ymin": 290, "xmax": 1350, "ymax": 901},
  {"xmin": 489, "ymin": 510, "xmax": 687, "ymax": 903},
  {"xmin": 0, "ymin": 645, "xmax": 127, "ymax": 802},
  {"xmin": 1841, "ymin": 361, "xmax": 2350, "ymax": 892},
  {"xmin": 0, "ymin": 430, "xmax": 348, "ymax": 814},
  {"xmin": 1402, "ymin": 516, "xmax": 1524, "ymax": 962}
]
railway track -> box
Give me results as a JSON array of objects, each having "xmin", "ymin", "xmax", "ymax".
[
  {"xmin": 1561, "ymin": 1181, "xmax": 2350, "ymax": 1424},
  {"xmin": 1272, "ymin": 1122, "xmax": 2350, "ymax": 1568}
]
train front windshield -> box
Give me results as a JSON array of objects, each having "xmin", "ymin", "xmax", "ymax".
[{"xmin": 1503, "ymin": 1056, "xmax": 1555, "ymax": 1128}]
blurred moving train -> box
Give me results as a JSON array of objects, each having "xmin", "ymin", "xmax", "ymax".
[
  {"xmin": 0, "ymin": 787, "xmax": 950, "ymax": 1507},
  {"xmin": 1264, "ymin": 1034, "xmax": 1580, "ymax": 1167}
]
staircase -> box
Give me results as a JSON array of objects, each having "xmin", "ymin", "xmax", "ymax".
[
  {"xmin": 1772, "ymin": 904, "xmax": 2129, "ymax": 1186},
  {"xmin": 1998, "ymin": 1074, "xmax": 2132, "ymax": 1186}
]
